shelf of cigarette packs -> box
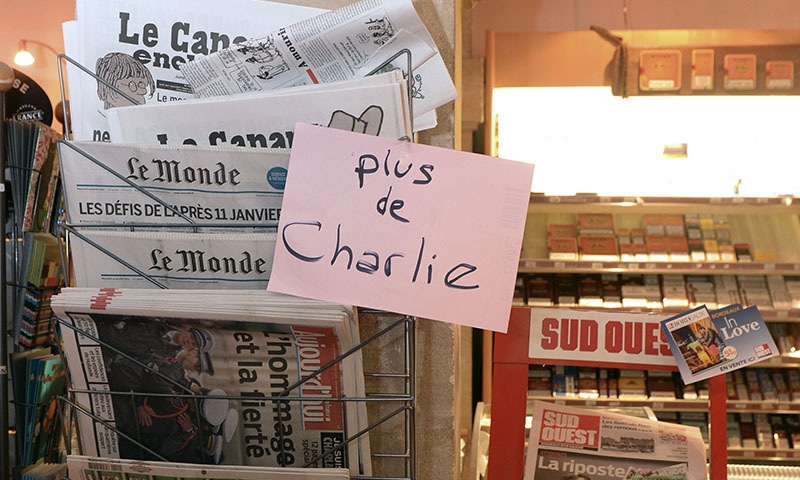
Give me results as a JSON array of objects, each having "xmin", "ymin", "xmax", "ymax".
[
  {"xmin": 523, "ymin": 365, "xmax": 800, "ymax": 462},
  {"xmin": 519, "ymin": 194, "xmax": 800, "ymax": 276}
]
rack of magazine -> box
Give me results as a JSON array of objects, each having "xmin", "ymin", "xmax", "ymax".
[{"xmin": 1, "ymin": 117, "xmax": 69, "ymax": 477}]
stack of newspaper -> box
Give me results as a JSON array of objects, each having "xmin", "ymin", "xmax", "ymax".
[
  {"xmin": 62, "ymin": 0, "xmax": 453, "ymax": 143},
  {"xmin": 53, "ymin": 288, "xmax": 368, "ymax": 475}
]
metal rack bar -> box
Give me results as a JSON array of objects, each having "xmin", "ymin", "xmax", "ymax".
[{"xmin": 1, "ymin": 61, "xmax": 14, "ymax": 480}]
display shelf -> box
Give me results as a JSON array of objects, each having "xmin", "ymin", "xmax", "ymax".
[
  {"xmin": 528, "ymin": 194, "xmax": 800, "ymax": 215},
  {"xmin": 518, "ymin": 258, "xmax": 800, "ymax": 275}
]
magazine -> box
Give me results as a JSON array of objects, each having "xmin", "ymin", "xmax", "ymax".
[
  {"xmin": 62, "ymin": 0, "xmax": 325, "ymax": 141},
  {"xmin": 53, "ymin": 288, "xmax": 366, "ymax": 475},
  {"xmin": 67, "ymin": 230, "xmax": 278, "ymax": 289},
  {"xmin": 661, "ymin": 303, "xmax": 779, "ymax": 384},
  {"xmin": 523, "ymin": 401, "xmax": 707, "ymax": 480},
  {"xmin": 105, "ymin": 70, "xmax": 412, "ymax": 147},
  {"xmin": 66, "ymin": 455, "xmax": 349, "ymax": 479},
  {"xmin": 178, "ymin": 0, "xmax": 457, "ymax": 128},
  {"xmin": 58, "ymin": 141, "xmax": 290, "ymax": 230},
  {"xmin": 5, "ymin": 120, "xmax": 61, "ymax": 235}
]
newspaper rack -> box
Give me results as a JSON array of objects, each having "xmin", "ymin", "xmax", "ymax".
[
  {"xmin": 50, "ymin": 140, "xmax": 419, "ymax": 478},
  {"xmin": 43, "ymin": 50, "xmax": 421, "ymax": 479}
]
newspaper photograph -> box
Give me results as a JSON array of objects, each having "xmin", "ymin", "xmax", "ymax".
[
  {"xmin": 53, "ymin": 289, "xmax": 364, "ymax": 474},
  {"xmin": 67, "ymin": 455, "xmax": 349, "ymax": 480},
  {"xmin": 67, "ymin": 230, "xmax": 278, "ymax": 289},
  {"xmin": 106, "ymin": 71, "xmax": 412, "ymax": 147},
  {"xmin": 178, "ymin": 0, "xmax": 457, "ymax": 126},
  {"xmin": 62, "ymin": 0, "xmax": 324, "ymax": 141},
  {"xmin": 523, "ymin": 401, "xmax": 707, "ymax": 480},
  {"xmin": 58, "ymin": 141, "xmax": 289, "ymax": 230},
  {"xmin": 661, "ymin": 303, "xmax": 779, "ymax": 385}
]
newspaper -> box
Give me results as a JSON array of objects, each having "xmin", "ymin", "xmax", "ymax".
[
  {"xmin": 106, "ymin": 70, "xmax": 412, "ymax": 146},
  {"xmin": 661, "ymin": 303, "xmax": 779, "ymax": 385},
  {"xmin": 66, "ymin": 455, "xmax": 349, "ymax": 479},
  {"xmin": 523, "ymin": 401, "xmax": 707, "ymax": 480},
  {"xmin": 58, "ymin": 141, "xmax": 289, "ymax": 230},
  {"xmin": 178, "ymin": 0, "xmax": 457, "ymax": 129},
  {"xmin": 53, "ymin": 288, "xmax": 365, "ymax": 474},
  {"xmin": 68, "ymin": 230, "xmax": 278, "ymax": 289},
  {"xmin": 62, "ymin": 0, "xmax": 325, "ymax": 141}
]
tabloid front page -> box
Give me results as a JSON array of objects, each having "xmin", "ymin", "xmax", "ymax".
[
  {"xmin": 53, "ymin": 288, "xmax": 366, "ymax": 475},
  {"xmin": 524, "ymin": 401, "xmax": 707, "ymax": 480},
  {"xmin": 178, "ymin": 0, "xmax": 456, "ymax": 127},
  {"xmin": 63, "ymin": 0, "xmax": 324, "ymax": 141},
  {"xmin": 58, "ymin": 141, "xmax": 289, "ymax": 230}
]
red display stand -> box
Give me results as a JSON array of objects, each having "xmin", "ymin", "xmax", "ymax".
[{"xmin": 486, "ymin": 307, "xmax": 728, "ymax": 479}]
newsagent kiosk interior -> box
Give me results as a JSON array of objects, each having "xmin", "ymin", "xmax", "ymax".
[{"xmin": 483, "ymin": 28, "xmax": 800, "ymax": 480}]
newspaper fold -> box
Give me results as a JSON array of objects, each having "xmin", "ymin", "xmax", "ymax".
[
  {"xmin": 106, "ymin": 71, "xmax": 412, "ymax": 146},
  {"xmin": 66, "ymin": 455, "xmax": 349, "ymax": 479},
  {"xmin": 58, "ymin": 141, "xmax": 289, "ymax": 231},
  {"xmin": 68, "ymin": 230, "xmax": 278, "ymax": 289}
]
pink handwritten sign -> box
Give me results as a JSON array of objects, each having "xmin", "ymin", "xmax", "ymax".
[{"xmin": 267, "ymin": 123, "xmax": 534, "ymax": 332}]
